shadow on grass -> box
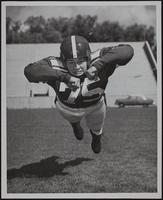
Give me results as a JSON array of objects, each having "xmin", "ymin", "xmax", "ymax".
[{"xmin": 7, "ymin": 156, "xmax": 93, "ymax": 179}]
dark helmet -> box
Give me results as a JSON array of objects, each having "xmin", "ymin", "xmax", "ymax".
[{"xmin": 60, "ymin": 35, "xmax": 91, "ymax": 62}]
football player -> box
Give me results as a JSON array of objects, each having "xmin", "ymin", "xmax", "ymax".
[{"xmin": 24, "ymin": 35, "xmax": 134, "ymax": 153}]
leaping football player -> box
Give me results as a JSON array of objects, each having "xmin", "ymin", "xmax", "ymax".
[{"xmin": 24, "ymin": 35, "xmax": 134, "ymax": 153}]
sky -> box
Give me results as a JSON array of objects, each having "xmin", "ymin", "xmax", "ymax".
[{"xmin": 6, "ymin": 3, "xmax": 157, "ymax": 28}]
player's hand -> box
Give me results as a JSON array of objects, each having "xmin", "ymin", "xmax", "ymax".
[
  {"xmin": 85, "ymin": 66, "xmax": 98, "ymax": 80},
  {"xmin": 67, "ymin": 76, "xmax": 80, "ymax": 91}
]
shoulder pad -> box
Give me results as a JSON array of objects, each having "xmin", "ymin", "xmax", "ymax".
[
  {"xmin": 90, "ymin": 49, "xmax": 101, "ymax": 61},
  {"xmin": 90, "ymin": 49, "xmax": 101, "ymax": 65},
  {"xmin": 48, "ymin": 56, "xmax": 68, "ymax": 72}
]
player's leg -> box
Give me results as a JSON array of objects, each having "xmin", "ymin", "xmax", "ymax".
[
  {"xmin": 55, "ymin": 100, "xmax": 84, "ymax": 140},
  {"xmin": 71, "ymin": 122, "xmax": 84, "ymax": 140},
  {"xmin": 85, "ymin": 99, "xmax": 106, "ymax": 153}
]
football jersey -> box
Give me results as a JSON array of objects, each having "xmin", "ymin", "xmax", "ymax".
[{"xmin": 47, "ymin": 50, "xmax": 109, "ymax": 108}]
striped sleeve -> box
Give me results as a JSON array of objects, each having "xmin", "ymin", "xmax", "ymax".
[
  {"xmin": 92, "ymin": 44, "xmax": 134, "ymax": 71},
  {"xmin": 24, "ymin": 56, "xmax": 71, "ymax": 83}
]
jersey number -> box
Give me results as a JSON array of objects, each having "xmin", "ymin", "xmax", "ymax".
[
  {"xmin": 81, "ymin": 78, "xmax": 104, "ymax": 97},
  {"xmin": 59, "ymin": 82, "xmax": 80, "ymax": 104},
  {"xmin": 59, "ymin": 77, "xmax": 104, "ymax": 104}
]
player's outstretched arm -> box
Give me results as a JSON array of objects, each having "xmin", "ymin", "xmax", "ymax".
[
  {"xmin": 85, "ymin": 44, "xmax": 134, "ymax": 80},
  {"xmin": 106, "ymin": 44, "xmax": 134, "ymax": 64},
  {"xmin": 24, "ymin": 58, "xmax": 71, "ymax": 84},
  {"xmin": 94, "ymin": 44, "xmax": 134, "ymax": 70}
]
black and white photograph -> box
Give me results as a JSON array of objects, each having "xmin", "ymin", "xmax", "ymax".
[{"xmin": 1, "ymin": 1, "xmax": 162, "ymax": 199}]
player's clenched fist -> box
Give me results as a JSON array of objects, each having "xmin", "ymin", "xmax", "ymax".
[
  {"xmin": 85, "ymin": 66, "xmax": 98, "ymax": 80},
  {"xmin": 67, "ymin": 76, "xmax": 80, "ymax": 91}
]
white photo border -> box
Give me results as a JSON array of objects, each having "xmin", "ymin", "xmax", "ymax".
[{"xmin": 1, "ymin": 1, "xmax": 162, "ymax": 199}]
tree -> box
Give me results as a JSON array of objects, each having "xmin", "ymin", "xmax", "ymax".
[
  {"xmin": 43, "ymin": 24, "xmax": 62, "ymax": 43},
  {"xmin": 124, "ymin": 24, "xmax": 156, "ymax": 59},
  {"xmin": 25, "ymin": 16, "xmax": 46, "ymax": 34},
  {"xmin": 6, "ymin": 17, "xmax": 22, "ymax": 43},
  {"xmin": 6, "ymin": 17, "xmax": 13, "ymax": 43},
  {"xmin": 71, "ymin": 15, "xmax": 97, "ymax": 42},
  {"xmin": 124, "ymin": 24, "xmax": 147, "ymax": 41},
  {"xmin": 145, "ymin": 26, "xmax": 157, "ymax": 59},
  {"xmin": 93, "ymin": 21, "xmax": 125, "ymax": 42}
]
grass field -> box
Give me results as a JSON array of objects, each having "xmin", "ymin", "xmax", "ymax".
[{"xmin": 7, "ymin": 107, "xmax": 157, "ymax": 193}]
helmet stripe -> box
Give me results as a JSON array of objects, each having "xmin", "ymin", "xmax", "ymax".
[{"xmin": 71, "ymin": 35, "xmax": 77, "ymax": 58}]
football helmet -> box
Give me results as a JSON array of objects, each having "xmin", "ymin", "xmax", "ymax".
[{"xmin": 60, "ymin": 35, "xmax": 91, "ymax": 77}]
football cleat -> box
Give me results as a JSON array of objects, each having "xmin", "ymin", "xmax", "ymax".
[
  {"xmin": 90, "ymin": 130, "xmax": 102, "ymax": 153},
  {"xmin": 71, "ymin": 122, "xmax": 84, "ymax": 140}
]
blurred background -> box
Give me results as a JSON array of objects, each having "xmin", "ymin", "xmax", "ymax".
[
  {"xmin": 6, "ymin": 5, "xmax": 157, "ymax": 58},
  {"xmin": 5, "ymin": 4, "xmax": 158, "ymax": 108}
]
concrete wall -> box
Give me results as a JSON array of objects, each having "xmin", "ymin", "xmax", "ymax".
[{"xmin": 6, "ymin": 42, "xmax": 157, "ymax": 109}]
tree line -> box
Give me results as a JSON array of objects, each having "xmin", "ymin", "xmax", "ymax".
[{"xmin": 6, "ymin": 15, "xmax": 157, "ymax": 59}]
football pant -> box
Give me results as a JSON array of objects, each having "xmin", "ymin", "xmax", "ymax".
[{"xmin": 55, "ymin": 97, "xmax": 106, "ymax": 135}]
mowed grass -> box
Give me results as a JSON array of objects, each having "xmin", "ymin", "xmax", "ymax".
[{"xmin": 7, "ymin": 107, "xmax": 157, "ymax": 193}]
